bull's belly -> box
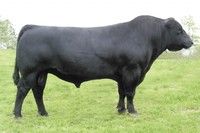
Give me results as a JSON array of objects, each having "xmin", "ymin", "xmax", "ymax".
[
  {"xmin": 56, "ymin": 64, "xmax": 115, "ymax": 79},
  {"xmin": 53, "ymin": 56, "xmax": 116, "ymax": 77},
  {"xmin": 48, "ymin": 65, "xmax": 117, "ymax": 88}
]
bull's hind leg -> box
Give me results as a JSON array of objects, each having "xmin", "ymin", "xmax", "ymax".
[
  {"xmin": 13, "ymin": 81, "xmax": 30, "ymax": 118},
  {"xmin": 117, "ymin": 80, "xmax": 126, "ymax": 113},
  {"xmin": 32, "ymin": 73, "xmax": 48, "ymax": 116},
  {"xmin": 13, "ymin": 73, "xmax": 36, "ymax": 118}
]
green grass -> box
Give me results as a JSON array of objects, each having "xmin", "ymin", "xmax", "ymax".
[{"xmin": 0, "ymin": 49, "xmax": 200, "ymax": 133}]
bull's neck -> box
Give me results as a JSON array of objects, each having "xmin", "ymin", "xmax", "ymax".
[{"xmin": 150, "ymin": 35, "xmax": 167, "ymax": 61}]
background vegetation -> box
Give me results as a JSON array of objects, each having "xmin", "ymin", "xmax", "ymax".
[{"xmin": 0, "ymin": 18, "xmax": 16, "ymax": 49}]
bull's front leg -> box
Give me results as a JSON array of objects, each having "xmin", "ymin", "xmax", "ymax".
[
  {"xmin": 126, "ymin": 86, "xmax": 137, "ymax": 114},
  {"xmin": 122, "ymin": 66, "xmax": 141, "ymax": 114}
]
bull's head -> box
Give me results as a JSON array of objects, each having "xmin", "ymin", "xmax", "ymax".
[{"xmin": 165, "ymin": 18, "xmax": 193, "ymax": 51}]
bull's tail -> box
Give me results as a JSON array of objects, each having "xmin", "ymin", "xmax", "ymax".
[
  {"xmin": 13, "ymin": 25, "xmax": 36, "ymax": 85},
  {"xmin": 13, "ymin": 59, "xmax": 20, "ymax": 85}
]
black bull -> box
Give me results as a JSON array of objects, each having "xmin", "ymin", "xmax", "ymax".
[{"xmin": 13, "ymin": 15, "xmax": 193, "ymax": 117}]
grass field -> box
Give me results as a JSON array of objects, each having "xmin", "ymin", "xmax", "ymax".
[{"xmin": 0, "ymin": 49, "xmax": 200, "ymax": 133}]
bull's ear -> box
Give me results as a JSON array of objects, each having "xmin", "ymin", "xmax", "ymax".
[{"xmin": 164, "ymin": 17, "xmax": 175, "ymax": 29}]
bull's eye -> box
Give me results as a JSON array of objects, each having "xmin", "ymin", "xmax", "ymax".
[{"xmin": 177, "ymin": 30, "xmax": 183, "ymax": 35}]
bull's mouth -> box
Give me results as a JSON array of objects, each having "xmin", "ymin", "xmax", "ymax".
[
  {"xmin": 167, "ymin": 45, "xmax": 183, "ymax": 51},
  {"xmin": 183, "ymin": 43, "xmax": 193, "ymax": 49},
  {"xmin": 168, "ymin": 43, "xmax": 193, "ymax": 51}
]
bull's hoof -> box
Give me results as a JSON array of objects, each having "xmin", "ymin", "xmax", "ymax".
[
  {"xmin": 117, "ymin": 106, "xmax": 126, "ymax": 114},
  {"xmin": 127, "ymin": 107, "xmax": 137, "ymax": 114},
  {"xmin": 127, "ymin": 109, "xmax": 139, "ymax": 117},
  {"xmin": 14, "ymin": 112, "xmax": 22, "ymax": 119},
  {"xmin": 118, "ymin": 108, "xmax": 126, "ymax": 114},
  {"xmin": 127, "ymin": 107, "xmax": 138, "ymax": 117},
  {"xmin": 38, "ymin": 111, "xmax": 48, "ymax": 117},
  {"xmin": 127, "ymin": 112, "xmax": 139, "ymax": 117}
]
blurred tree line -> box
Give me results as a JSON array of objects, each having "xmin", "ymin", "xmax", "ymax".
[
  {"xmin": 0, "ymin": 18, "xmax": 17, "ymax": 49},
  {"xmin": 182, "ymin": 16, "xmax": 200, "ymax": 53},
  {"xmin": 182, "ymin": 16, "xmax": 200, "ymax": 45}
]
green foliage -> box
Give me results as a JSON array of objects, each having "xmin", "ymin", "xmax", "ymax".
[
  {"xmin": 0, "ymin": 49, "xmax": 200, "ymax": 133},
  {"xmin": 181, "ymin": 16, "xmax": 200, "ymax": 46},
  {"xmin": 182, "ymin": 16, "xmax": 197, "ymax": 33},
  {"xmin": 0, "ymin": 19, "xmax": 17, "ymax": 49}
]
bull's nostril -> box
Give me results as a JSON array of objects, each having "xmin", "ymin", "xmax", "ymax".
[{"xmin": 191, "ymin": 41, "xmax": 194, "ymax": 44}]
